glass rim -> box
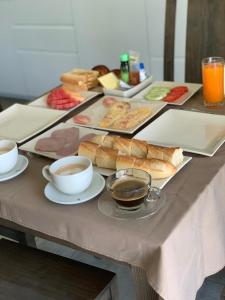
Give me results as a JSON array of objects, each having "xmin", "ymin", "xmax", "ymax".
[
  {"xmin": 106, "ymin": 168, "xmax": 152, "ymax": 191},
  {"xmin": 202, "ymin": 56, "xmax": 224, "ymax": 64}
]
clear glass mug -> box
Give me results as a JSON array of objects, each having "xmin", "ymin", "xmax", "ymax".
[
  {"xmin": 202, "ymin": 57, "xmax": 224, "ymax": 108},
  {"xmin": 106, "ymin": 168, "xmax": 161, "ymax": 211}
]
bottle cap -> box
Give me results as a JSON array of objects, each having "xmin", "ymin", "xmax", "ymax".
[
  {"xmin": 120, "ymin": 53, "xmax": 129, "ymax": 62},
  {"xmin": 140, "ymin": 62, "xmax": 144, "ymax": 69}
]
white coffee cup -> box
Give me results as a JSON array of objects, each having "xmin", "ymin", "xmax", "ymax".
[
  {"xmin": 0, "ymin": 140, "xmax": 18, "ymax": 174},
  {"xmin": 42, "ymin": 156, "xmax": 93, "ymax": 195}
]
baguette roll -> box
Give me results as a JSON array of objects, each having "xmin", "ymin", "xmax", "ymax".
[
  {"xmin": 96, "ymin": 147, "xmax": 118, "ymax": 169},
  {"xmin": 78, "ymin": 141, "xmax": 99, "ymax": 164},
  {"xmin": 134, "ymin": 158, "xmax": 176, "ymax": 179},
  {"xmin": 116, "ymin": 155, "xmax": 136, "ymax": 170},
  {"xmin": 91, "ymin": 134, "xmax": 106, "ymax": 146},
  {"xmin": 91, "ymin": 134, "xmax": 117, "ymax": 148},
  {"xmin": 102, "ymin": 135, "xmax": 117, "ymax": 148},
  {"xmin": 131, "ymin": 139, "xmax": 148, "ymax": 158},
  {"xmin": 113, "ymin": 137, "xmax": 132, "ymax": 155},
  {"xmin": 147, "ymin": 144, "xmax": 183, "ymax": 167}
]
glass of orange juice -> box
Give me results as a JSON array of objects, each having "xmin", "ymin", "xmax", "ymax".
[{"xmin": 202, "ymin": 57, "xmax": 224, "ymax": 108}]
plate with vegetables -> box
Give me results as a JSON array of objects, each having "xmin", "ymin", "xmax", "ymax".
[{"xmin": 133, "ymin": 81, "xmax": 202, "ymax": 105}]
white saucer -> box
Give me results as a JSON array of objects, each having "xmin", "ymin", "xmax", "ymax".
[
  {"xmin": 44, "ymin": 172, "xmax": 105, "ymax": 205},
  {"xmin": 0, "ymin": 155, "xmax": 29, "ymax": 182}
]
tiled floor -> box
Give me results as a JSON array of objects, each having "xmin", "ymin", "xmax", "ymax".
[{"xmin": 0, "ymin": 97, "xmax": 224, "ymax": 300}]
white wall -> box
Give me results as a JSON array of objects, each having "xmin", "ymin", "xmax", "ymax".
[{"xmin": 0, "ymin": 0, "xmax": 187, "ymax": 100}]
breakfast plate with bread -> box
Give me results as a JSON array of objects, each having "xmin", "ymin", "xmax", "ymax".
[
  {"xmin": 19, "ymin": 123, "xmax": 108, "ymax": 160},
  {"xmin": 66, "ymin": 95, "xmax": 167, "ymax": 134},
  {"xmin": 77, "ymin": 134, "xmax": 192, "ymax": 189}
]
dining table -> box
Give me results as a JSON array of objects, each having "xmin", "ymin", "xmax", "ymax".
[{"xmin": 0, "ymin": 88, "xmax": 225, "ymax": 300}]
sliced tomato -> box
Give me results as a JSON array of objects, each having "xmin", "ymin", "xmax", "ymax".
[
  {"xmin": 102, "ymin": 96, "xmax": 117, "ymax": 107},
  {"xmin": 171, "ymin": 86, "xmax": 188, "ymax": 93},
  {"xmin": 170, "ymin": 91, "xmax": 185, "ymax": 97},
  {"xmin": 73, "ymin": 115, "xmax": 91, "ymax": 125},
  {"xmin": 163, "ymin": 94, "xmax": 181, "ymax": 102}
]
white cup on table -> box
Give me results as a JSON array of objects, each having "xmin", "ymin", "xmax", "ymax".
[
  {"xmin": 42, "ymin": 156, "xmax": 93, "ymax": 195},
  {"xmin": 0, "ymin": 140, "xmax": 18, "ymax": 174}
]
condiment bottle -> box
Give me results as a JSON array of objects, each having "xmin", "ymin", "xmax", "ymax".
[
  {"xmin": 129, "ymin": 51, "xmax": 140, "ymax": 85},
  {"xmin": 120, "ymin": 53, "xmax": 129, "ymax": 83},
  {"xmin": 129, "ymin": 64, "xmax": 140, "ymax": 85},
  {"xmin": 139, "ymin": 63, "xmax": 147, "ymax": 81}
]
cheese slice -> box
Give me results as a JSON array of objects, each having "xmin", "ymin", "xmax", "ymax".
[{"xmin": 98, "ymin": 72, "xmax": 119, "ymax": 89}]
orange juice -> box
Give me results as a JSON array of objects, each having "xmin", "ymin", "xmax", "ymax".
[{"xmin": 202, "ymin": 57, "xmax": 224, "ymax": 107}]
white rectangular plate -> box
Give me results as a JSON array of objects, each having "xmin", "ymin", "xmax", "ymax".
[
  {"xmin": 19, "ymin": 123, "xmax": 108, "ymax": 159},
  {"xmin": 133, "ymin": 81, "xmax": 202, "ymax": 105},
  {"xmin": 0, "ymin": 104, "xmax": 66, "ymax": 143},
  {"xmin": 94, "ymin": 156, "xmax": 192, "ymax": 190},
  {"xmin": 134, "ymin": 109, "xmax": 225, "ymax": 156},
  {"xmin": 29, "ymin": 90, "xmax": 100, "ymax": 112},
  {"xmin": 103, "ymin": 75, "xmax": 153, "ymax": 98},
  {"xmin": 66, "ymin": 95, "xmax": 167, "ymax": 134}
]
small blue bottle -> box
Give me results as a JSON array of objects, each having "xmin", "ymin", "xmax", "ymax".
[{"xmin": 139, "ymin": 63, "xmax": 147, "ymax": 81}]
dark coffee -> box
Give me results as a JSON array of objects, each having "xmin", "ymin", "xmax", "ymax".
[{"xmin": 111, "ymin": 178, "xmax": 148, "ymax": 208}]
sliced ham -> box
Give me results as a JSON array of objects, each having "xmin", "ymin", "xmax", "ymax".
[
  {"xmin": 56, "ymin": 141, "xmax": 78, "ymax": 156},
  {"xmin": 53, "ymin": 127, "xmax": 80, "ymax": 156},
  {"xmin": 35, "ymin": 137, "xmax": 65, "ymax": 152},
  {"xmin": 51, "ymin": 127, "xmax": 79, "ymax": 140},
  {"xmin": 35, "ymin": 127, "xmax": 98, "ymax": 157}
]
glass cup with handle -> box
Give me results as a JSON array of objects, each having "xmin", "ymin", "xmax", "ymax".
[{"xmin": 106, "ymin": 168, "xmax": 162, "ymax": 211}]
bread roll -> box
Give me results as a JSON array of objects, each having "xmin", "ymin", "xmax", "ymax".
[
  {"xmin": 113, "ymin": 137, "xmax": 132, "ymax": 155},
  {"xmin": 116, "ymin": 155, "xmax": 176, "ymax": 179},
  {"xmin": 131, "ymin": 139, "xmax": 147, "ymax": 158},
  {"xmin": 96, "ymin": 147, "xmax": 118, "ymax": 169},
  {"xmin": 91, "ymin": 135, "xmax": 106, "ymax": 146},
  {"xmin": 134, "ymin": 158, "xmax": 176, "ymax": 179},
  {"xmin": 147, "ymin": 144, "xmax": 183, "ymax": 167},
  {"xmin": 91, "ymin": 134, "xmax": 117, "ymax": 148},
  {"xmin": 78, "ymin": 141, "xmax": 99, "ymax": 164},
  {"xmin": 116, "ymin": 155, "xmax": 136, "ymax": 170},
  {"xmin": 92, "ymin": 65, "xmax": 110, "ymax": 77},
  {"xmin": 103, "ymin": 135, "xmax": 118, "ymax": 148}
]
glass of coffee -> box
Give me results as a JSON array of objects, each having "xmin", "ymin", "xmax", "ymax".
[{"xmin": 106, "ymin": 168, "xmax": 158, "ymax": 210}]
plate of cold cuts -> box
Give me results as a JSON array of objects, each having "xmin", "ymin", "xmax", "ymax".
[{"xmin": 19, "ymin": 122, "xmax": 108, "ymax": 160}]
